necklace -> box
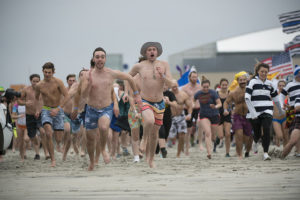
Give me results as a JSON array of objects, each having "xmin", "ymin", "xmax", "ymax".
[{"xmin": 152, "ymin": 62, "xmax": 156, "ymax": 80}]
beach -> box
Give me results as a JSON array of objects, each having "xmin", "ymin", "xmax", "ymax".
[{"xmin": 0, "ymin": 144, "xmax": 300, "ymax": 200}]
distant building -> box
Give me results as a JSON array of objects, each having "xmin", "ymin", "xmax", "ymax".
[
  {"xmin": 169, "ymin": 28, "xmax": 299, "ymax": 86},
  {"xmin": 106, "ymin": 54, "xmax": 123, "ymax": 71}
]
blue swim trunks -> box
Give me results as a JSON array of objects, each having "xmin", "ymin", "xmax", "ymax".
[
  {"xmin": 64, "ymin": 113, "xmax": 81, "ymax": 134},
  {"xmin": 85, "ymin": 104, "xmax": 113, "ymax": 130},
  {"xmin": 41, "ymin": 106, "xmax": 64, "ymax": 131}
]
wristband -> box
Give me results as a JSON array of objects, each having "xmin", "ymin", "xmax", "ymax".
[
  {"xmin": 133, "ymin": 91, "xmax": 139, "ymax": 95},
  {"xmin": 73, "ymin": 107, "xmax": 78, "ymax": 110}
]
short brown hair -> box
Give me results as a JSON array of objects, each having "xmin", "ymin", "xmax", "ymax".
[
  {"xmin": 93, "ymin": 47, "xmax": 106, "ymax": 57},
  {"xmin": 42, "ymin": 62, "xmax": 55, "ymax": 72},
  {"xmin": 66, "ymin": 74, "xmax": 76, "ymax": 81}
]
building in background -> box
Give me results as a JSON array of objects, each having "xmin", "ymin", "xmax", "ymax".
[
  {"xmin": 106, "ymin": 54, "xmax": 123, "ymax": 71},
  {"xmin": 169, "ymin": 28, "xmax": 299, "ymax": 86}
]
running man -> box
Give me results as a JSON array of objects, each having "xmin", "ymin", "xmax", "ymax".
[
  {"xmin": 19, "ymin": 74, "xmax": 49, "ymax": 160},
  {"xmin": 127, "ymin": 42, "xmax": 173, "ymax": 168},
  {"xmin": 72, "ymin": 47, "xmax": 141, "ymax": 171},
  {"xmin": 35, "ymin": 62, "xmax": 68, "ymax": 167},
  {"xmin": 181, "ymin": 71, "xmax": 201, "ymax": 154},
  {"xmin": 224, "ymin": 73, "xmax": 252, "ymax": 159},
  {"xmin": 169, "ymin": 80, "xmax": 192, "ymax": 157}
]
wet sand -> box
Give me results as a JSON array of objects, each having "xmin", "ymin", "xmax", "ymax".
[{"xmin": 0, "ymin": 144, "xmax": 300, "ymax": 200}]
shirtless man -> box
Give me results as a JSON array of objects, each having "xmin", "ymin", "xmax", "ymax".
[
  {"xmin": 181, "ymin": 71, "xmax": 202, "ymax": 153},
  {"xmin": 170, "ymin": 81, "xmax": 192, "ymax": 157},
  {"xmin": 35, "ymin": 62, "xmax": 68, "ymax": 167},
  {"xmin": 62, "ymin": 74, "xmax": 81, "ymax": 161},
  {"xmin": 19, "ymin": 74, "xmax": 49, "ymax": 160},
  {"xmin": 72, "ymin": 47, "xmax": 141, "ymax": 171},
  {"xmin": 223, "ymin": 74, "xmax": 252, "ymax": 159},
  {"xmin": 127, "ymin": 42, "xmax": 173, "ymax": 168}
]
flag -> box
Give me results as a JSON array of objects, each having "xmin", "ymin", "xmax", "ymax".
[
  {"xmin": 279, "ymin": 10, "xmax": 300, "ymax": 34},
  {"xmin": 177, "ymin": 66, "xmax": 199, "ymax": 87},
  {"xmin": 262, "ymin": 52, "xmax": 293, "ymax": 77},
  {"xmin": 176, "ymin": 65, "xmax": 183, "ymax": 77},
  {"xmin": 270, "ymin": 52, "xmax": 293, "ymax": 77},
  {"xmin": 262, "ymin": 57, "xmax": 272, "ymax": 67},
  {"xmin": 285, "ymin": 35, "xmax": 300, "ymax": 57}
]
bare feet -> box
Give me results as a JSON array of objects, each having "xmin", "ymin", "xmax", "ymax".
[
  {"xmin": 62, "ymin": 154, "xmax": 67, "ymax": 161},
  {"xmin": 148, "ymin": 159, "xmax": 155, "ymax": 168},
  {"xmin": 102, "ymin": 151, "xmax": 110, "ymax": 164},
  {"xmin": 56, "ymin": 145, "xmax": 63, "ymax": 153},
  {"xmin": 199, "ymin": 145, "xmax": 204, "ymax": 151},
  {"xmin": 80, "ymin": 152, "xmax": 86, "ymax": 157},
  {"xmin": 88, "ymin": 162, "xmax": 94, "ymax": 171},
  {"xmin": 51, "ymin": 160, "xmax": 56, "ymax": 167}
]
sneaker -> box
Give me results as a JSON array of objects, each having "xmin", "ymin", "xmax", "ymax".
[
  {"xmin": 122, "ymin": 148, "xmax": 130, "ymax": 156},
  {"xmin": 219, "ymin": 141, "xmax": 224, "ymax": 148},
  {"xmin": 225, "ymin": 153, "xmax": 230, "ymax": 157},
  {"xmin": 133, "ymin": 155, "xmax": 140, "ymax": 163},
  {"xmin": 263, "ymin": 153, "xmax": 271, "ymax": 161},
  {"xmin": 253, "ymin": 142, "xmax": 258, "ymax": 154},
  {"xmin": 294, "ymin": 153, "xmax": 300, "ymax": 157},
  {"xmin": 245, "ymin": 152, "xmax": 249, "ymax": 158},
  {"xmin": 161, "ymin": 149, "xmax": 167, "ymax": 158},
  {"xmin": 34, "ymin": 154, "xmax": 40, "ymax": 160}
]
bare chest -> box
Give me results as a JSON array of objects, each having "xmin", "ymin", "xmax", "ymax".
[
  {"xmin": 40, "ymin": 82, "xmax": 60, "ymax": 96},
  {"xmin": 90, "ymin": 73, "xmax": 113, "ymax": 91}
]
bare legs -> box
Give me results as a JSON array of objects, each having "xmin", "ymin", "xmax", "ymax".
[{"xmin": 44, "ymin": 124, "xmax": 56, "ymax": 167}]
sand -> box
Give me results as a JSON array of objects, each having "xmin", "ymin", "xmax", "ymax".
[{"xmin": 0, "ymin": 144, "xmax": 300, "ymax": 200}]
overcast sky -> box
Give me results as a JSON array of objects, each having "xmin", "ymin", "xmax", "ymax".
[{"xmin": 0, "ymin": 0, "xmax": 299, "ymax": 88}]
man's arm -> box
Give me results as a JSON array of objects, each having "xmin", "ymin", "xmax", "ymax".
[
  {"xmin": 113, "ymin": 70, "xmax": 142, "ymax": 110},
  {"xmin": 223, "ymin": 93, "xmax": 233, "ymax": 116},
  {"xmin": 184, "ymin": 94, "xmax": 193, "ymax": 121},
  {"xmin": 111, "ymin": 87, "xmax": 119, "ymax": 117},
  {"xmin": 34, "ymin": 84, "xmax": 41, "ymax": 117},
  {"xmin": 157, "ymin": 61, "xmax": 173, "ymax": 87},
  {"xmin": 17, "ymin": 88, "xmax": 26, "ymax": 106}
]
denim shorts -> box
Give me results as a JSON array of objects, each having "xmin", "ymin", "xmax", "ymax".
[
  {"xmin": 64, "ymin": 113, "xmax": 81, "ymax": 134},
  {"xmin": 85, "ymin": 104, "xmax": 113, "ymax": 130},
  {"xmin": 41, "ymin": 107, "xmax": 64, "ymax": 131}
]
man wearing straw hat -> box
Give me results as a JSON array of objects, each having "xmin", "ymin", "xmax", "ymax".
[{"xmin": 127, "ymin": 42, "xmax": 173, "ymax": 168}]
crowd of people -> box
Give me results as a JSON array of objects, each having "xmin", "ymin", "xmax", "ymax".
[{"xmin": 0, "ymin": 42, "xmax": 299, "ymax": 170}]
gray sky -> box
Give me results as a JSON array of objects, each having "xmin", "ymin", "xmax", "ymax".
[{"xmin": 0, "ymin": 0, "xmax": 299, "ymax": 88}]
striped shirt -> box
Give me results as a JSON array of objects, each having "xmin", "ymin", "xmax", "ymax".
[
  {"xmin": 245, "ymin": 76, "xmax": 279, "ymax": 118},
  {"xmin": 280, "ymin": 80, "xmax": 300, "ymax": 107},
  {"xmin": 295, "ymin": 97, "xmax": 300, "ymax": 117}
]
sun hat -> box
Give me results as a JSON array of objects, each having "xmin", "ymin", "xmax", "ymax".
[{"xmin": 140, "ymin": 42, "xmax": 163, "ymax": 57}]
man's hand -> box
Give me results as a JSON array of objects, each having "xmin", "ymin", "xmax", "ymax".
[
  {"xmin": 163, "ymin": 96, "xmax": 170, "ymax": 104},
  {"xmin": 156, "ymin": 66, "xmax": 165, "ymax": 78},
  {"xmin": 122, "ymin": 93, "xmax": 129, "ymax": 103},
  {"xmin": 185, "ymin": 114, "xmax": 191, "ymax": 121},
  {"xmin": 71, "ymin": 109, "xmax": 78, "ymax": 120},
  {"xmin": 113, "ymin": 104, "xmax": 119, "ymax": 117},
  {"xmin": 35, "ymin": 111, "xmax": 40, "ymax": 119},
  {"xmin": 134, "ymin": 94, "xmax": 142, "ymax": 112}
]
